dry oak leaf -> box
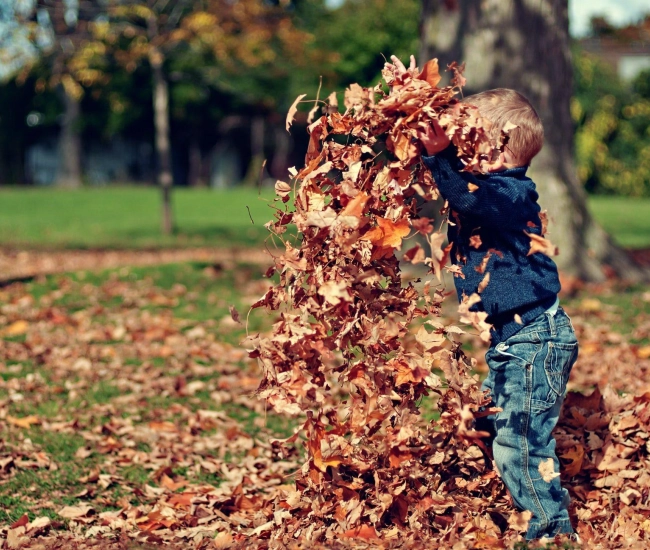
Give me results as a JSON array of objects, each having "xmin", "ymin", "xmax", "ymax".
[
  {"xmin": 469, "ymin": 234, "xmax": 482, "ymax": 249},
  {"xmin": 538, "ymin": 457, "xmax": 560, "ymax": 482},
  {"xmin": 526, "ymin": 232, "xmax": 558, "ymax": 257}
]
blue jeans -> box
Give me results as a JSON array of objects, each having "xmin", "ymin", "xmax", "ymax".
[{"xmin": 482, "ymin": 307, "xmax": 578, "ymax": 540}]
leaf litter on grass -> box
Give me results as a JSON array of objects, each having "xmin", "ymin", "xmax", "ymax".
[
  {"xmin": 0, "ymin": 264, "xmax": 300, "ymax": 549},
  {"xmin": 0, "ymin": 262, "xmax": 650, "ymax": 547}
]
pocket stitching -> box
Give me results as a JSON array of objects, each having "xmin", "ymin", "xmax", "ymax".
[{"xmin": 543, "ymin": 341, "xmax": 577, "ymax": 398}]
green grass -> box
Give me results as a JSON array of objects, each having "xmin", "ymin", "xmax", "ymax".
[
  {"xmin": 0, "ymin": 186, "xmax": 277, "ymax": 249},
  {"xmin": 0, "ymin": 187, "xmax": 647, "ymax": 251},
  {"xmin": 587, "ymin": 195, "xmax": 650, "ymax": 249},
  {"xmin": 0, "ymin": 261, "xmax": 291, "ymax": 525}
]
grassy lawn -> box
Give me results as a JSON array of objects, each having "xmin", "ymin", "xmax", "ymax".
[
  {"xmin": 0, "ymin": 261, "xmax": 290, "ymax": 527},
  {"xmin": 587, "ymin": 195, "xmax": 650, "ymax": 249},
  {"xmin": 0, "ymin": 186, "xmax": 277, "ymax": 249},
  {"xmin": 0, "ymin": 186, "xmax": 648, "ymax": 250}
]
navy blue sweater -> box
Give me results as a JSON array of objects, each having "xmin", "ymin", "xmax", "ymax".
[{"xmin": 422, "ymin": 146, "xmax": 561, "ymax": 344}]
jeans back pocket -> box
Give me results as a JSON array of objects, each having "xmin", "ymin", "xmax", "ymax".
[{"xmin": 544, "ymin": 341, "xmax": 578, "ymax": 398}]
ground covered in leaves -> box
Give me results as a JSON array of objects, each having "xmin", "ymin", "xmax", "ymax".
[{"xmin": 1, "ymin": 259, "xmax": 650, "ymax": 548}]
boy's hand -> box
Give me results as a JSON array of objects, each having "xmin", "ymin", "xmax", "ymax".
[
  {"xmin": 383, "ymin": 55, "xmax": 419, "ymax": 88},
  {"xmin": 385, "ymin": 55, "xmax": 418, "ymax": 78},
  {"xmin": 417, "ymin": 119, "xmax": 451, "ymax": 156}
]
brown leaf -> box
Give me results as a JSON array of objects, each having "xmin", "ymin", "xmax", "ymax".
[
  {"xmin": 538, "ymin": 458, "xmax": 560, "ymax": 482},
  {"xmin": 418, "ymin": 58, "xmax": 441, "ymax": 88},
  {"xmin": 363, "ymin": 217, "xmax": 411, "ymax": 249},
  {"xmin": 286, "ymin": 93, "xmax": 307, "ymax": 132},
  {"xmin": 343, "ymin": 524, "xmax": 379, "ymax": 540},
  {"xmin": 229, "ymin": 305, "xmax": 242, "ymax": 324},
  {"xmin": 477, "ymin": 272, "xmax": 490, "ymax": 294},
  {"xmin": 58, "ymin": 505, "xmax": 94, "ymax": 519},
  {"xmin": 7, "ymin": 415, "xmax": 40, "ymax": 429},
  {"xmin": 525, "ymin": 231, "xmax": 558, "ymax": 257},
  {"xmin": 10, "ymin": 514, "xmax": 29, "ymax": 529},
  {"xmin": 560, "ymin": 445, "xmax": 584, "ymax": 477},
  {"xmin": 3, "ymin": 320, "xmax": 28, "ymax": 336},
  {"xmin": 275, "ymin": 180, "xmax": 292, "ymax": 198}
]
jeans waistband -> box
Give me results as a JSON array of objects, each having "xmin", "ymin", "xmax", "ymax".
[{"xmin": 517, "ymin": 307, "xmax": 571, "ymax": 338}]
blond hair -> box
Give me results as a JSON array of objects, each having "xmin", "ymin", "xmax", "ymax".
[{"xmin": 462, "ymin": 88, "xmax": 544, "ymax": 166}]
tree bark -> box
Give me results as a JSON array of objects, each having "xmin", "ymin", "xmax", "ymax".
[
  {"xmin": 150, "ymin": 48, "xmax": 174, "ymax": 235},
  {"xmin": 188, "ymin": 138, "xmax": 205, "ymax": 187},
  {"xmin": 420, "ymin": 0, "xmax": 646, "ymax": 281},
  {"xmin": 244, "ymin": 115, "xmax": 266, "ymax": 186},
  {"xmin": 57, "ymin": 86, "xmax": 83, "ymax": 188}
]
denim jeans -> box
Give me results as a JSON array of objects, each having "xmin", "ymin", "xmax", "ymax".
[{"xmin": 482, "ymin": 307, "xmax": 578, "ymax": 540}]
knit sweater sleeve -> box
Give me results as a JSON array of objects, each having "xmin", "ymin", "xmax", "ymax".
[{"xmin": 422, "ymin": 146, "xmax": 540, "ymax": 228}]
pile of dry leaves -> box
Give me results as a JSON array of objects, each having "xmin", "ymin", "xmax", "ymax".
[
  {"xmin": 244, "ymin": 58, "xmax": 650, "ymax": 548},
  {"xmin": 245, "ymin": 59, "xmax": 540, "ymax": 547}
]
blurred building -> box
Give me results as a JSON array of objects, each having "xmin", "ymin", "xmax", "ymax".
[{"xmin": 579, "ymin": 15, "xmax": 650, "ymax": 81}]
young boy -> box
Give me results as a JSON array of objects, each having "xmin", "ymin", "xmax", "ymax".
[{"xmin": 420, "ymin": 89, "xmax": 579, "ymax": 541}]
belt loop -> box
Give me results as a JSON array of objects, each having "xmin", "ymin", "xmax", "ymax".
[{"xmin": 546, "ymin": 310, "xmax": 556, "ymax": 337}]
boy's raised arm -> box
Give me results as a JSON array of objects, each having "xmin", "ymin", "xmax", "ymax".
[{"xmin": 422, "ymin": 146, "xmax": 540, "ymax": 229}]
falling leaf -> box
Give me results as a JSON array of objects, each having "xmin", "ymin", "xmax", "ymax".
[
  {"xmin": 469, "ymin": 234, "xmax": 482, "ymax": 249},
  {"xmin": 229, "ymin": 305, "xmax": 242, "ymax": 324},
  {"xmin": 467, "ymin": 182, "xmax": 479, "ymax": 193},
  {"xmin": 307, "ymin": 102, "xmax": 320, "ymax": 124},
  {"xmin": 340, "ymin": 192, "xmax": 369, "ymax": 218},
  {"xmin": 477, "ymin": 272, "xmax": 490, "ymax": 293},
  {"xmin": 363, "ymin": 217, "xmax": 411, "ymax": 249},
  {"xmin": 286, "ymin": 93, "xmax": 307, "ymax": 132},
  {"xmin": 275, "ymin": 180, "xmax": 292, "ymax": 198},
  {"xmin": 525, "ymin": 232, "xmax": 558, "ymax": 257},
  {"xmin": 538, "ymin": 458, "xmax": 560, "ymax": 482},
  {"xmin": 418, "ymin": 58, "xmax": 441, "ymax": 88}
]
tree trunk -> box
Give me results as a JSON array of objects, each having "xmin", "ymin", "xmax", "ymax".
[
  {"xmin": 244, "ymin": 115, "xmax": 265, "ymax": 186},
  {"xmin": 188, "ymin": 137, "xmax": 205, "ymax": 187},
  {"xmin": 150, "ymin": 49, "xmax": 174, "ymax": 235},
  {"xmin": 419, "ymin": 0, "xmax": 646, "ymax": 281},
  {"xmin": 57, "ymin": 86, "xmax": 83, "ymax": 188}
]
